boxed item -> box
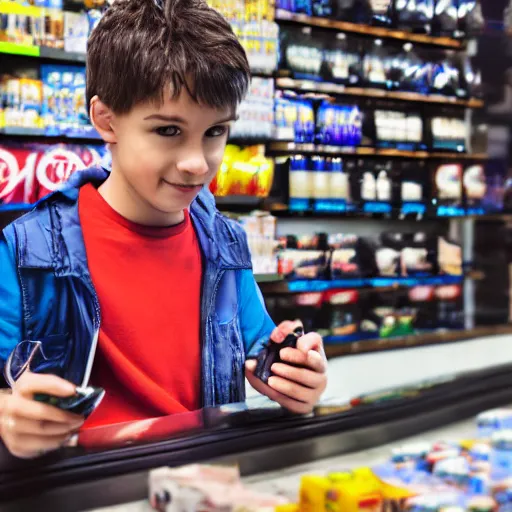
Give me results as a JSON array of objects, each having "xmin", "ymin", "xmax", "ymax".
[
  {"xmin": 432, "ymin": 162, "xmax": 464, "ymax": 216},
  {"xmin": 376, "ymin": 233, "xmax": 404, "ymax": 277},
  {"xmin": 63, "ymin": 11, "xmax": 89, "ymax": 54},
  {"xmin": 373, "ymin": 109, "xmax": 424, "ymax": 151},
  {"xmin": 274, "ymin": 92, "xmax": 315, "ymax": 144}
]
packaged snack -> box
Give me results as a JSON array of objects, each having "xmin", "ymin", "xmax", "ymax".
[
  {"xmin": 278, "ymin": 235, "xmax": 329, "ymax": 280},
  {"xmin": 274, "ymin": 93, "xmax": 300, "ymax": 141},
  {"xmin": 374, "ymin": 109, "xmax": 424, "ymax": 151},
  {"xmin": 63, "ymin": 12, "xmax": 89, "ymax": 54},
  {"xmin": 316, "ymin": 101, "xmax": 363, "ymax": 147},
  {"xmin": 430, "ymin": 116, "xmax": 467, "ymax": 152},
  {"xmin": 295, "ymin": 98, "xmax": 316, "ymax": 144},
  {"xmin": 376, "ymin": 233, "xmax": 404, "ymax": 276}
]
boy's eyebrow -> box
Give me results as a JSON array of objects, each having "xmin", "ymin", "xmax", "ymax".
[{"xmin": 144, "ymin": 114, "xmax": 238, "ymax": 124}]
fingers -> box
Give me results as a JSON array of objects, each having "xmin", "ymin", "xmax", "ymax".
[
  {"xmin": 271, "ymin": 363, "xmax": 327, "ymax": 390},
  {"xmin": 268, "ymin": 376, "xmax": 318, "ymax": 404},
  {"xmin": 245, "ymin": 361, "xmax": 315, "ymax": 416},
  {"xmin": 4, "ymin": 415, "xmax": 82, "ymax": 437},
  {"xmin": 5, "ymin": 395, "xmax": 84, "ymax": 425},
  {"xmin": 16, "ymin": 372, "xmax": 76, "ymax": 399},
  {"xmin": 270, "ymin": 320, "xmax": 304, "ymax": 344},
  {"xmin": 296, "ymin": 332, "xmax": 324, "ymax": 355},
  {"xmin": 5, "ymin": 433, "xmax": 71, "ymax": 460},
  {"xmin": 279, "ymin": 347, "xmax": 327, "ymax": 374}
]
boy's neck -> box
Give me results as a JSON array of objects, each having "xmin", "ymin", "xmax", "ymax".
[{"xmin": 97, "ymin": 172, "xmax": 185, "ymax": 228}]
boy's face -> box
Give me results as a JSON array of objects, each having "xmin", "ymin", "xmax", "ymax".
[{"xmin": 98, "ymin": 89, "xmax": 236, "ymax": 218}]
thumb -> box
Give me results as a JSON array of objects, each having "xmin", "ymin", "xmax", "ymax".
[{"xmin": 245, "ymin": 360, "xmax": 257, "ymax": 373}]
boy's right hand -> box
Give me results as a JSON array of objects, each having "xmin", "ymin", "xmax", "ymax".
[{"xmin": 0, "ymin": 372, "xmax": 85, "ymax": 459}]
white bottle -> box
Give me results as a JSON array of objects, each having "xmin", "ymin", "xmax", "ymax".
[
  {"xmin": 376, "ymin": 170, "xmax": 391, "ymax": 201},
  {"xmin": 361, "ymin": 172, "xmax": 377, "ymax": 201}
]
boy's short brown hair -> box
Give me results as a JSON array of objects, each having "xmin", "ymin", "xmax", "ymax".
[{"xmin": 86, "ymin": 0, "xmax": 251, "ymax": 114}]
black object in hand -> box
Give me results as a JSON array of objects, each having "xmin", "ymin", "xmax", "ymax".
[
  {"xmin": 34, "ymin": 386, "xmax": 105, "ymax": 418},
  {"xmin": 253, "ymin": 326, "xmax": 304, "ymax": 384}
]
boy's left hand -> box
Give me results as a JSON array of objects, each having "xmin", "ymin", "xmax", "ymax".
[{"xmin": 245, "ymin": 320, "xmax": 327, "ymax": 415}]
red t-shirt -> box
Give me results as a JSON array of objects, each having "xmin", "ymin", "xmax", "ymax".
[{"xmin": 78, "ymin": 183, "xmax": 202, "ymax": 429}]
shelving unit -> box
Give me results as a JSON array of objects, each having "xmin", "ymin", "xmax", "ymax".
[
  {"xmin": 324, "ymin": 325, "xmax": 512, "ymax": 358},
  {"xmin": 275, "ymin": 9, "xmax": 464, "ymax": 49},
  {"xmin": 267, "ymin": 142, "xmax": 488, "ymax": 160},
  {"xmin": 276, "ymin": 77, "xmax": 484, "ymax": 108}
]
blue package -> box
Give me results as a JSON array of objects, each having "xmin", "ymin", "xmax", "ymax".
[
  {"xmin": 312, "ymin": 0, "xmax": 333, "ymax": 17},
  {"xmin": 294, "ymin": 0, "xmax": 312, "ymax": 15},
  {"xmin": 294, "ymin": 98, "xmax": 315, "ymax": 143},
  {"xmin": 274, "ymin": 94, "xmax": 299, "ymax": 141}
]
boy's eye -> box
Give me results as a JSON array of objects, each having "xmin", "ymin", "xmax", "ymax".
[
  {"xmin": 206, "ymin": 125, "xmax": 228, "ymax": 138},
  {"xmin": 156, "ymin": 126, "xmax": 181, "ymax": 137}
]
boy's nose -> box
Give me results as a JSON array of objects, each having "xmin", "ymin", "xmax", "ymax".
[{"xmin": 176, "ymin": 153, "xmax": 209, "ymax": 178}]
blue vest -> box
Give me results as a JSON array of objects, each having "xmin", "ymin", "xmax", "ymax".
[{"xmin": 2, "ymin": 168, "xmax": 266, "ymax": 406}]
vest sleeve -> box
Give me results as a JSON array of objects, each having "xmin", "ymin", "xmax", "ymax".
[
  {"xmin": 237, "ymin": 269, "xmax": 276, "ymax": 358},
  {"xmin": 0, "ymin": 238, "xmax": 22, "ymax": 370}
]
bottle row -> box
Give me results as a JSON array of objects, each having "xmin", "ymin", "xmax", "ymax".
[
  {"xmin": 274, "ymin": 93, "xmax": 478, "ymax": 152},
  {"xmin": 276, "ymin": 0, "xmax": 483, "ymax": 39},
  {"xmin": 279, "ymin": 26, "xmax": 481, "ymax": 98},
  {"xmin": 283, "ymin": 156, "xmax": 503, "ymax": 217}
]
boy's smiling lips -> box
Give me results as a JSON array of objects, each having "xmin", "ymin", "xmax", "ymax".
[{"xmin": 163, "ymin": 180, "xmax": 204, "ymax": 194}]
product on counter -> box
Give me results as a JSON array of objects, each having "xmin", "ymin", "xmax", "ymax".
[
  {"xmin": 0, "ymin": 142, "xmax": 107, "ymax": 205},
  {"xmin": 210, "ymin": 145, "xmax": 274, "ymax": 198},
  {"xmin": 149, "ymin": 464, "xmax": 289, "ymax": 511}
]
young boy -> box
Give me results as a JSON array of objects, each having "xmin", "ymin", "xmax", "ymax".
[{"xmin": 0, "ymin": 0, "xmax": 327, "ymax": 459}]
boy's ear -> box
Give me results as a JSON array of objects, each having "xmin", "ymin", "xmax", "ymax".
[{"xmin": 90, "ymin": 96, "xmax": 117, "ymax": 144}]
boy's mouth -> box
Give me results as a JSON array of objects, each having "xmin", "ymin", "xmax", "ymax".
[{"xmin": 164, "ymin": 181, "xmax": 204, "ymax": 194}]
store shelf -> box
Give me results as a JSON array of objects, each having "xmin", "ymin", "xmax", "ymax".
[
  {"xmin": 324, "ymin": 324, "xmax": 512, "ymax": 358},
  {"xmin": 0, "ymin": 41, "xmax": 86, "ymax": 63},
  {"xmin": 0, "ymin": 126, "xmax": 102, "ymax": 141},
  {"xmin": 259, "ymin": 274, "xmax": 463, "ymax": 293},
  {"xmin": 276, "ymin": 78, "xmax": 484, "ymax": 108},
  {"xmin": 267, "ymin": 142, "xmax": 488, "ymax": 160},
  {"xmin": 275, "ymin": 9, "xmax": 463, "ymax": 49}
]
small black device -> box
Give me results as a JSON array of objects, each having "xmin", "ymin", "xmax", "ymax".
[
  {"xmin": 34, "ymin": 386, "xmax": 105, "ymax": 418},
  {"xmin": 253, "ymin": 326, "xmax": 305, "ymax": 384}
]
